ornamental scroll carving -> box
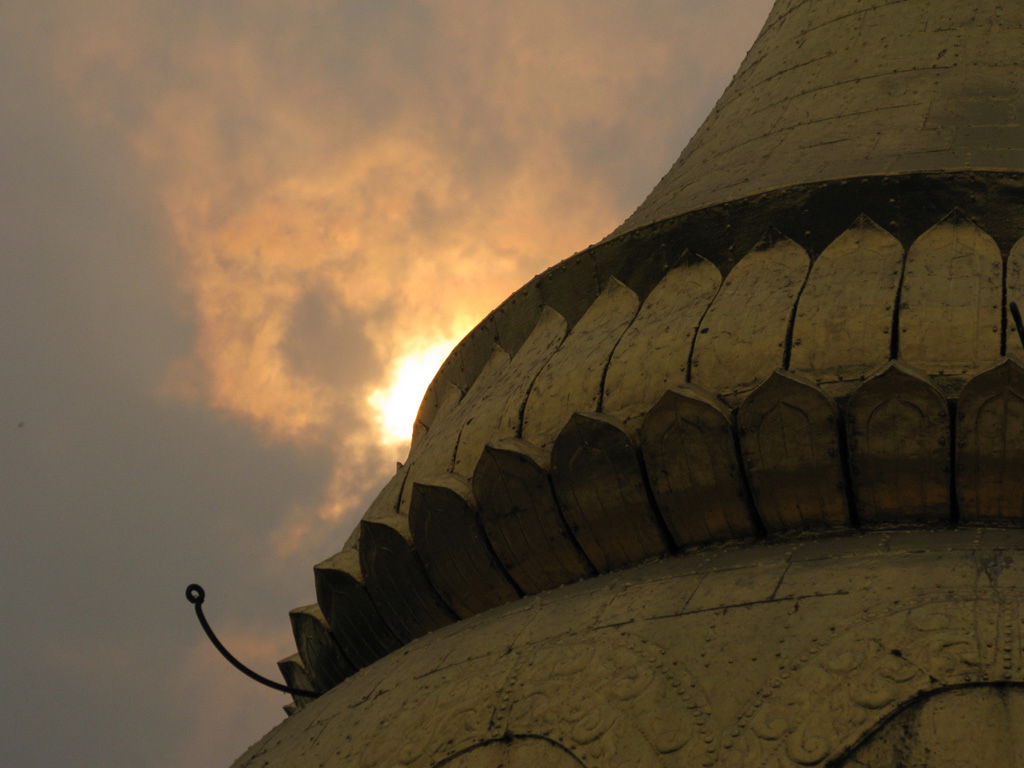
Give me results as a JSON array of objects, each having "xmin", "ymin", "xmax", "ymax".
[
  {"xmin": 721, "ymin": 593, "xmax": 1024, "ymax": 768},
  {"xmin": 505, "ymin": 633, "xmax": 717, "ymax": 768},
  {"xmin": 838, "ymin": 685, "xmax": 1024, "ymax": 766},
  {"xmin": 345, "ymin": 591, "xmax": 1024, "ymax": 768},
  {"xmin": 354, "ymin": 630, "xmax": 713, "ymax": 768}
]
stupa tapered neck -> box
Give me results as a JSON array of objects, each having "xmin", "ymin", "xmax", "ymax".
[{"xmin": 612, "ymin": 0, "xmax": 1024, "ymax": 238}]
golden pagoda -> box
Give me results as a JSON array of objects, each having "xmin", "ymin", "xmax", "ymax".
[{"xmin": 235, "ymin": 1, "xmax": 1024, "ymax": 765}]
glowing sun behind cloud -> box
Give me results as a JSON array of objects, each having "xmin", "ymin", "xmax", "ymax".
[
  {"xmin": 4, "ymin": 2, "xmax": 784, "ymax": 765},
  {"xmin": 44, "ymin": 0, "xmax": 764, "ymax": 557},
  {"xmin": 368, "ymin": 337, "xmax": 464, "ymax": 447}
]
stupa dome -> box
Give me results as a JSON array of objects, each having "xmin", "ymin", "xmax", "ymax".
[{"xmin": 235, "ymin": 2, "xmax": 1024, "ymax": 766}]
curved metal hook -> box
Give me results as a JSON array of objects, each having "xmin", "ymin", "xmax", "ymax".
[{"xmin": 185, "ymin": 583, "xmax": 318, "ymax": 698}]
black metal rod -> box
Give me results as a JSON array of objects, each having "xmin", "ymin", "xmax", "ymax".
[
  {"xmin": 1011, "ymin": 301, "xmax": 1024, "ymax": 352},
  {"xmin": 185, "ymin": 583, "xmax": 318, "ymax": 698}
]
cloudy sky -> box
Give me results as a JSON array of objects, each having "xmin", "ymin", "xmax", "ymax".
[{"xmin": 1, "ymin": 1, "xmax": 771, "ymax": 765}]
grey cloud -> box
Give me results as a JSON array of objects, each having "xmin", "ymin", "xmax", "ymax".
[
  {"xmin": 0, "ymin": 1, "xmax": 773, "ymax": 765},
  {"xmin": 283, "ymin": 285, "xmax": 385, "ymax": 395}
]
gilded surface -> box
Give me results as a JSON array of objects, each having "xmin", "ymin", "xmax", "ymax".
[
  {"xmin": 840, "ymin": 687, "xmax": 1024, "ymax": 767},
  {"xmin": 400, "ymin": 347, "xmax": 511, "ymax": 517},
  {"xmin": 238, "ymin": 530, "xmax": 1024, "ymax": 768},
  {"xmin": 603, "ymin": 256, "xmax": 720, "ymax": 427},
  {"xmin": 352, "ymin": 466, "xmax": 457, "ymax": 644},
  {"xmin": 845, "ymin": 362, "xmax": 950, "ymax": 525},
  {"xmin": 956, "ymin": 358, "xmax": 1024, "ymax": 521},
  {"xmin": 239, "ymin": 2, "xmax": 1024, "ymax": 763},
  {"xmin": 288, "ymin": 604, "xmax": 352, "ymax": 693},
  {"xmin": 409, "ymin": 475, "xmax": 519, "ymax": 618},
  {"xmin": 359, "ymin": 463, "xmax": 409, "ymax": 529},
  {"xmin": 453, "ymin": 307, "xmax": 567, "ymax": 476},
  {"xmin": 737, "ymin": 371, "xmax": 848, "ymax": 531},
  {"xmin": 1007, "ymin": 234, "xmax": 1024, "ymax": 360},
  {"xmin": 551, "ymin": 413, "xmax": 668, "ymax": 571},
  {"xmin": 473, "ymin": 437, "xmax": 593, "ymax": 594},
  {"xmin": 411, "ymin": 381, "xmax": 464, "ymax": 456},
  {"xmin": 523, "ymin": 278, "xmax": 639, "ymax": 449},
  {"xmin": 277, "ymin": 654, "xmax": 314, "ymax": 714},
  {"xmin": 789, "ymin": 218, "xmax": 903, "ymax": 394},
  {"xmin": 691, "ymin": 237, "xmax": 808, "ymax": 402},
  {"xmin": 437, "ymin": 739, "xmax": 585, "ymax": 767},
  {"xmin": 313, "ymin": 549, "xmax": 400, "ymax": 668},
  {"xmin": 295, "ymin": 211, "xmax": 1024, "ymax": 679},
  {"xmin": 898, "ymin": 214, "xmax": 1001, "ymax": 384},
  {"xmin": 358, "ymin": 519, "xmax": 454, "ymax": 644},
  {"xmin": 639, "ymin": 386, "xmax": 754, "ymax": 546},
  {"xmin": 613, "ymin": 0, "xmax": 1024, "ymax": 234}
]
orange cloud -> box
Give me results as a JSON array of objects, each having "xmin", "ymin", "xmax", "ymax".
[
  {"xmin": 27, "ymin": 1, "xmax": 775, "ymax": 763},
  {"xmin": 48, "ymin": 0, "xmax": 771, "ymax": 555}
]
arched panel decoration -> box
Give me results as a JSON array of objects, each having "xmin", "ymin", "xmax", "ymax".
[
  {"xmin": 603, "ymin": 254, "xmax": 721, "ymax": 426},
  {"xmin": 845, "ymin": 362, "xmax": 951, "ymax": 525},
  {"xmin": 473, "ymin": 437, "xmax": 593, "ymax": 595},
  {"xmin": 551, "ymin": 412, "xmax": 670, "ymax": 572},
  {"xmin": 640, "ymin": 386, "xmax": 754, "ymax": 546},
  {"xmin": 790, "ymin": 216, "xmax": 903, "ymax": 394},
  {"xmin": 691, "ymin": 234, "xmax": 808, "ymax": 403},
  {"xmin": 737, "ymin": 370, "xmax": 848, "ymax": 532},
  {"xmin": 523, "ymin": 278, "xmax": 640, "ymax": 449},
  {"xmin": 838, "ymin": 685, "xmax": 1024, "ymax": 767},
  {"xmin": 724, "ymin": 595, "xmax": 1024, "ymax": 768},
  {"xmin": 409, "ymin": 475, "xmax": 520, "ymax": 618},
  {"xmin": 956, "ymin": 358, "xmax": 1024, "ymax": 522}
]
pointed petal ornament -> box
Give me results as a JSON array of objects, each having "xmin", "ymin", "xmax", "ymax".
[
  {"xmin": 640, "ymin": 385, "xmax": 755, "ymax": 546},
  {"xmin": 790, "ymin": 216, "xmax": 904, "ymax": 395},
  {"xmin": 551, "ymin": 412, "xmax": 670, "ymax": 571},
  {"xmin": 899, "ymin": 213, "xmax": 1001, "ymax": 386},
  {"xmin": 523, "ymin": 278, "xmax": 639, "ymax": 449},
  {"xmin": 691, "ymin": 235, "xmax": 808, "ymax": 403},
  {"xmin": 845, "ymin": 362, "xmax": 951, "ymax": 525},
  {"xmin": 603, "ymin": 254, "xmax": 721, "ymax": 426},
  {"xmin": 737, "ymin": 370, "xmax": 849, "ymax": 531},
  {"xmin": 956, "ymin": 359, "xmax": 1024, "ymax": 522},
  {"xmin": 409, "ymin": 474, "xmax": 520, "ymax": 618},
  {"xmin": 473, "ymin": 437, "xmax": 593, "ymax": 594}
]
